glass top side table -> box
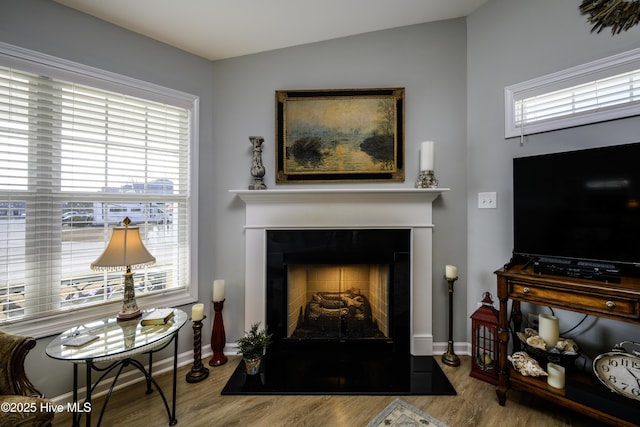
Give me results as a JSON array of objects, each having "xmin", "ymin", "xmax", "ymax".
[{"xmin": 46, "ymin": 308, "xmax": 187, "ymax": 427}]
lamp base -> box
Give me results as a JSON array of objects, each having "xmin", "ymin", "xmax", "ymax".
[
  {"xmin": 118, "ymin": 271, "xmax": 141, "ymax": 321},
  {"xmin": 117, "ymin": 309, "xmax": 142, "ymax": 321}
]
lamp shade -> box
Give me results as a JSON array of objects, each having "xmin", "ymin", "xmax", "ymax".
[{"xmin": 91, "ymin": 219, "xmax": 156, "ymax": 271}]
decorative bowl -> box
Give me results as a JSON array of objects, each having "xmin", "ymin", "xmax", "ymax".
[{"xmin": 516, "ymin": 332, "xmax": 581, "ymax": 368}]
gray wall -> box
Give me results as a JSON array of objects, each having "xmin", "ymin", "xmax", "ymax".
[
  {"xmin": 210, "ymin": 20, "xmax": 469, "ymax": 347},
  {"xmin": 467, "ymin": 0, "xmax": 640, "ymax": 354}
]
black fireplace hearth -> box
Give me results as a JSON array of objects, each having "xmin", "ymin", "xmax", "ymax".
[{"xmin": 221, "ymin": 354, "xmax": 456, "ymax": 396}]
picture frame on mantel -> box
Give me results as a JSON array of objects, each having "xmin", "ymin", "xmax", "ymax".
[{"xmin": 275, "ymin": 88, "xmax": 405, "ymax": 183}]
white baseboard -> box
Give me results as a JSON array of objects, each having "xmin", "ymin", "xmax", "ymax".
[{"xmin": 431, "ymin": 341, "xmax": 471, "ymax": 356}]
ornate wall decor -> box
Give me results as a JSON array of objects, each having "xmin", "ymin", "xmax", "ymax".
[
  {"xmin": 275, "ymin": 88, "xmax": 405, "ymax": 183},
  {"xmin": 248, "ymin": 136, "xmax": 267, "ymax": 190},
  {"xmin": 580, "ymin": 0, "xmax": 640, "ymax": 34}
]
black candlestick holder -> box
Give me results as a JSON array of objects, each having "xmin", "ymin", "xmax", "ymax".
[
  {"xmin": 186, "ymin": 316, "xmax": 210, "ymax": 383},
  {"xmin": 442, "ymin": 276, "xmax": 461, "ymax": 367}
]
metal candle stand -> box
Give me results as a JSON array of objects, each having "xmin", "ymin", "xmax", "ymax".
[
  {"xmin": 209, "ymin": 299, "xmax": 228, "ymax": 366},
  {"xmin": 186, "ymin": 316, "xmax": 210, "ymax": 383},
  {"xmin": 415, "ymin": 170, "xmax": 439, "ymax": 188},
  {"xmin": 442, "ymin": 276, "xmax": 461, "ymax": 367}
]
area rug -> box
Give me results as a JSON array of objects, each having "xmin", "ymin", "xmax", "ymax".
[{"xmin": 366, "ymin": 399, "xmax": 449, "ymax": 427}]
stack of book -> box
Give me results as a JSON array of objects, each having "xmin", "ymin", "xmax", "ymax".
[{"xmin": 141, "ymin": 308, "xmax": 175, "ymax": 326}]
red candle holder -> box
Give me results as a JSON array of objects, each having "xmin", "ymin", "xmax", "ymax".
[{"xmin": 209, "ymin": 299, "xmax": 228, "ymax": 366}]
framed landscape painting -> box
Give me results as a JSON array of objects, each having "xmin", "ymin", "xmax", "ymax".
[{"xmin": 275, "ymin": 88, "xmax": 405, "ymax": 183}]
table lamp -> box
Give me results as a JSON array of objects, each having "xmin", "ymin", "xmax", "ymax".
[{"xmin": 91, "ymin": 217, "xmax": 156, "ymax": 320}]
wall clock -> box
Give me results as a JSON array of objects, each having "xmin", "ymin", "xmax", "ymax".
[{"xmin": 593, "ymin": 341, "xmax": 640, "ymax": 401}]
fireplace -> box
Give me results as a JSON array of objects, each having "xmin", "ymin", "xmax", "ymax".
[
  {"xmin": 231, "ymin": 188, "xmax": 447, "ymax": 356},
  {"xmin": 225, "ymin": 189, "xmax": 454, "ymax": 395},
  {"xmin": 266, "ymin": 229, "xmax": 410, "ymax": 356}
]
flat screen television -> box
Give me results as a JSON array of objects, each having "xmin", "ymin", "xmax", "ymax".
[{"xmin": 513, "ymin": 142, "xmax": 640, "ymax": 279}]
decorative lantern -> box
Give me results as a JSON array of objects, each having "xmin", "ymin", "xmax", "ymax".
[{"xmin": 470, "ymin": 291, "xmax": 499, "ymax": 385}]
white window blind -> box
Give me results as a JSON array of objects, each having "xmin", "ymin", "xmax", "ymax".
[
  {"xmin": 0, "ymin": 43, "xmax": 198, "ymax": 336},
  {"xmin": 505, "ymin": 48, "xmax": 640, "ymax": 138}
]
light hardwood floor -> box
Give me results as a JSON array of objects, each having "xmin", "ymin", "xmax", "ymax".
[{"xmin": 52, "ymin": 355, "xmax": 600, "ymax": 427}]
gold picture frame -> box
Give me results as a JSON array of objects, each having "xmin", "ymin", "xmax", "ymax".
[{"xmin": 275, "ymin": 88, "xmax": 405, "ymax": 183}]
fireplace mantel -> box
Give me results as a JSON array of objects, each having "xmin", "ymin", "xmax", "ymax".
[
  {"xmin": 231, "ymin": 188, "xmax": 445, "ymax": 202},
  {"xmin": 230, "ymin": 188, "xmax": 447, "ymax": 229},
  {"xmin": 230, "ymin": 187, "xmax": 448, "ymax": 355}
]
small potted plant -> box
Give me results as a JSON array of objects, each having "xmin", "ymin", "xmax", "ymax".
[{"xmin": 236, "ymin": 322, "xmax": 272, "ymax": 375}]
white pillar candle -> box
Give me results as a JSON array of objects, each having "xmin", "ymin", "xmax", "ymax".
[
  {"xmin": 538, "ymin": 314, "xmax": 559, "ymax": 348},
  {"xmin": 547, "ymin": 362, "xmax": 565, "ymax": 389},
  {"xmin": 445, "ymin": 264, "xmax": 457, "ymax": 279},
  {"xmin": 420, "ymin": 140, "xmax": 434, "ymax": 171},
  {"xmin": 213, "ymin": 279, "xmax": 225, "ymax": 302},
  {"xmin": 191, "ymin": 303, "xmax": 204, "ymax": 321}
]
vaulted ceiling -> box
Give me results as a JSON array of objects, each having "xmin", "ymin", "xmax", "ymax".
[{"xmin": 54, "ymin": 0, "xmax": 489, "ymax": 60}]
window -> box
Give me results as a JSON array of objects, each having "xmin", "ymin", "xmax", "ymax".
[
  {"xmin": 0, "ymin": 43, "xmax": 198, "ymax": 337},
  {"xmin": 505, "ymin": 48, "xmax": 640, "ymax": 138}
]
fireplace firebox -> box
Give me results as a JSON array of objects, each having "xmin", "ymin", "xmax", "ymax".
[{"xmin": 286, "ymin": 264, "xmax": 390, "ymax": 340}]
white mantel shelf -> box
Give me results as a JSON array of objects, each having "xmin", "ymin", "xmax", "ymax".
[
  {"xmin": 232, "ymin": 187, "xmax": 448, "ymax": 356},
  {"xmin": 230, "ymin": 188, "xmax": 449, "ymax": 204},
  {"xmin": 230, "ymin": 188, "xmax": 448, "ymax": 229}
]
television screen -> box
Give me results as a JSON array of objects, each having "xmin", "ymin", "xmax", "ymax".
[{"xmin": 513, "ymin": 142, "xmax": 640, "ymax": 277}]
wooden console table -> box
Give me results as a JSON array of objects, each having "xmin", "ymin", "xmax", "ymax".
[{"xmin": 495, "ymin": 263, "xmax": 640, "ymax": 427}]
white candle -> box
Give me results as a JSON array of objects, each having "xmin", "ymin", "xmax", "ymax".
[
  {"xmin": 191, "ymin": 303, "xmax": 204, "ymax": 321},
  {"xmin": 445, "ymin": 264, "xmax": 457, "ymax": 279},
  {"xmin": 420, "ymin": 140, "xmax": 434, "ymax": 171},
  {"xmin": 213, "ymin": 279, "xmax": 225, "ymax": 302},
  {"xmin": 538, "ymin": 314, "xmax": 559, "ymax": 348},
  {"xmin": 547, "ymin": 362, "xmax": 565, "ymax": 389}
]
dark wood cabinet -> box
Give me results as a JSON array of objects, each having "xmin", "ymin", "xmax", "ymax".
[{"xmin": 495, "ymin": 263, "xmax": 640, "ymax": 427}]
